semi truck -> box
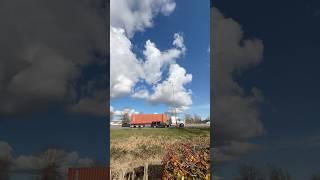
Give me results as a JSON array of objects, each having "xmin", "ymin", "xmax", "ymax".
[
  {"xmin": 128, "ymin": 114, "xmax": 184, "ymax": 128},
  {"xmin": 169, "ymin": 116, "xmax": 185, "ymax": 128}
]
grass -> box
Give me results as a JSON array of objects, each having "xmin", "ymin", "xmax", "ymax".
[
  {"xmin": 110, "ymin": 127, "xmax": 210, "ymax": 172},
  {"xmin": 110, "ymin": 127, "xmax": 210, "ymax": 139}
]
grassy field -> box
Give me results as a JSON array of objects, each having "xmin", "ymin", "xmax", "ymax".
[
  {"xmin": 110, "ymin": 127, "xmax": 210, "ymax": 172},
  {"xmin": 111, "ymin": 127, "xmax": 210, "ymax": 139}
]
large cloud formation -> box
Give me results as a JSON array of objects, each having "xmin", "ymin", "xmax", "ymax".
[
  {"xmin": 212, "ymin": 7, "xmax": 265, "ymax": 162},
  {"xmin": 111, "ymin": 0, "xmax": 176, "ymax": 37},
  {"xmin": 110, "ymin": 27, "xmax": 144, "ymax": 98},
  {"xmin": 0, "ymin": 0, "xmax": 107, "ymax": 117},
  {"xmin": 110, "ymin": 0, "xmax": 193, "ymax": 112},
  {"xmin": 148, "ymin": 63, "xmax": 192, "ymax": 112}
]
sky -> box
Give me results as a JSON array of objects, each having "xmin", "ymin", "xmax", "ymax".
[
  {"xmin": 0, "ymin": 0, "xmax": 319, "ymax": 179},
  {"xmin": 212, "ymin": 0, "xmax": 320, "ymax": 179},
  {"xmin": 110, "ymin": 0, "xmax": 210, "ymax": 120},
  {"xmin": 0, "ymin": 0, "xmax": 210, "ymax": 179},
  {"xmin": 0, "ymin": 0, "xmax": 107, "ymax": 179}
]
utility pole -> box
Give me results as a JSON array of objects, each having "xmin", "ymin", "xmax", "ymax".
[{"xmin": 169, "ymin": 81, "xmax": 177, "ymax": 127}]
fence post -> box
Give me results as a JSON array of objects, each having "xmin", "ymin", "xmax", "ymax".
[
  {"xmin": 132, "ymin": 169, "xmax": 135, "ymax": 179},
  {"xmin": 144, "ymin": 163, "xmax": 148, "ymax": 180},
  {"xmin": 120, "ymin": 169, "xmax": 124, "ymax": 180}
]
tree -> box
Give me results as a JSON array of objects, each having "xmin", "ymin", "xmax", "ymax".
[
  {"xmin": 110, "ymin": 110, "xmax": 114, "ymax": 121},
  {"xmin": 185, "ymin": 114, "xmax": 204, "ymax": 124},
  {"xmin": 37, "ymin": 149, "xmax": 65, "ymax": 180},
  {"xmin": 122, "ymin": 112, "xmax": 130, "ymax": 124},
  {"xmin": 193, "ymin": 114, "xmax": 202, "ymax": 123},
  {"xmin": 0, "ymin": 158, "xmax": 11, "ymax": 180},
  {"xmin": 310, "ymin": 175, "xmax": 320, "ymax": 180},
  {"xmin": 268, "ymin": 166, "xmax": 291, "ymax": 180},
  {"xmin": 119, "ymin": 107, "xmax": 131, "ymax": 124},
  {"xmin": 204, "ymin": 116, "xmax": 210, "ymax": 123},
  {"xmin": 38, "ymin": 163, "xmax": 63, "ymax": 180},
  {"xmin": 184, "ymin": 114, "xmax": 193, "ymax": 124},
  {"xmin": 235, "ymin": 164, "xmax": 264, "ymax": 180}
]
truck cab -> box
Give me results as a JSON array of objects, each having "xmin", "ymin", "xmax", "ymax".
[{"xmin": 170, "ymin": 116, "xmax": 185, "ymax": 128}]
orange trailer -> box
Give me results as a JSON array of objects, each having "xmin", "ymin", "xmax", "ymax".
[
  {"xmin": 68, "ymin": 167, "xmax": 109, "ymax": 180},
  {"xmin": 130, "ymin": 114, "xmax": 169, "ymax": 128}
]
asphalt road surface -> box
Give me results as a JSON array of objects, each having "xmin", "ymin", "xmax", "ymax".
[{"xmin": 110, "ymin": 123, "xmax": 210, "ymax": 129}]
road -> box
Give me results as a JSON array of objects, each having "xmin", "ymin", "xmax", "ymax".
[
  {"xmin": 110, "ymin": 123, "xmax": 210, "ymax": 129},
  {"xmin": 185, "ymin": 123, "xmax": 211, "ymax": 128}
]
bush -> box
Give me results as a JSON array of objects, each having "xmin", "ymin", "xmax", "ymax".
[{"xmin": 162, "ymin": 142, "xmax": 210, "ymax": 179}]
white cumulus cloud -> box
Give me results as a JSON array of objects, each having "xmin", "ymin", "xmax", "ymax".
[
  {"xmin": 147, "ymin": 63, "xmax": 192, "ymax": 111},
  {"xmin": 143, "ymin": 33, "xmax": 185, "ymax": 85},
  {"xmin": 110, "ymin": 0, "xmax": 176, "ymax": 37},
  {"xmin": 110, "ymin": 27, "xmax": 143, "ymax": 98},
  {"xmin": 13, "ymin": 149, "xmax": 94, "ymax": 173},
  {"xmin": 212, "ymin": 7, "xmax": 265, "ymax": 162},
  {"xmin": 110, "ymin": 0, "xmax": 192, "ymax": 112},
  {"xmin": 132, "ymin": 88, "xmax": 149, "ymax": 99}
]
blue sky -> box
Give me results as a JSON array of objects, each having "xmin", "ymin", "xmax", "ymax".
[
  {"xmin": 2, "ymin": 0, "xmax": 319, "ymax": 179},
  {"xmin": 0, "ymin": 1, "xmax": 210, "ymax": 178},
  {"xmin": 213, "ymin": 0, "xmax": 320, "ymax": 178},
  {"xmin": 110, "ymin": 0, "xmax": 210, "ymax": 119},
  {"xmin": 0, "ymin": 0, "xmax": 108, "ymax": 177}
]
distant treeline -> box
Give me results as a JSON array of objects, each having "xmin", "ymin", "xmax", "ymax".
[
  {"xmin": 230, "ymin": 163, "xmax": 320, "ymax": 180},
  {"xmin": 184, "ymin": 114, "xmax": 210, "ymax": 124}
]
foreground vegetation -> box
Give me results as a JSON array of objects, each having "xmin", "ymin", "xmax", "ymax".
[
  {"xmin": 162, "ymin": 142, "xmax": 210, "ymax": 179},
  {"xmin": 110, "ymin": 127, "xmax": 210, "ymax": 178}
]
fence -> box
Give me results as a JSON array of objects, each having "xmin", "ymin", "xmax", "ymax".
[{"xmin": 111, "ymin": 163, "xmax": 164, "ymax": 180}]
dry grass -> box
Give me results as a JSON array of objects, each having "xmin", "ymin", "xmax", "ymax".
[{"xmin": 110, "ymin": 128, "xmax": 210, "ymax": 172}]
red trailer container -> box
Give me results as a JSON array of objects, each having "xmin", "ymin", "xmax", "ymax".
[
  {"xmin": 130, "ymin": 114, "xmax": 169, "ymax": 127},
  {"xmin": 68, "ymin": 167, "xmax": 109, "ymax": 180}
]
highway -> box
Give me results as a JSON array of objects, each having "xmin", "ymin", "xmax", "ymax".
[{"xmin": 110, "ymin": 123, "xmax": 210, "ymax": 129}]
